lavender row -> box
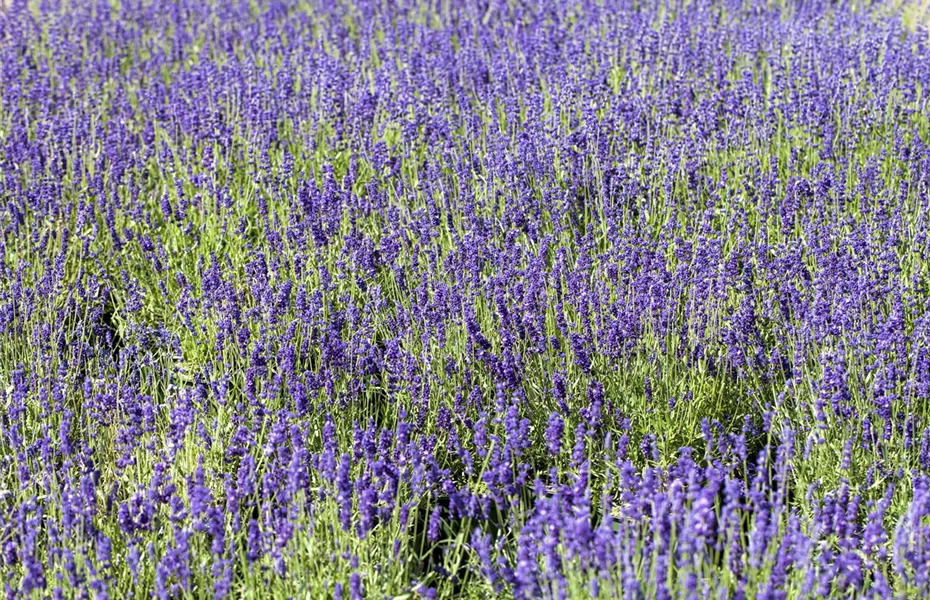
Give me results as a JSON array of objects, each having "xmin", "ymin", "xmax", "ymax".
[{"xmin": 1, "ymin": 0, "xmax": 929, "ymax": 597}]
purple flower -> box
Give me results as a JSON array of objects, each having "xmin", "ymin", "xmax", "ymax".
[
  {"xmin": 349, "ymin": 573, "xmax": 363, "ymax": 600},
  {"xmin": 545, "ymin": 412, "xmax": 564, "ymax": 457}
]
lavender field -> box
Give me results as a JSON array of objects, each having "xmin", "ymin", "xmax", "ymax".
[{"xmin": 1, "ymin": 0, "xmax": 930, "ymax": 598}]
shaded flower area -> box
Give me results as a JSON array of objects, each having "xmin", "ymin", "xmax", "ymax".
[{"xmin": 1, "ymin": 0, "xmax": 929, "ymax": 597}]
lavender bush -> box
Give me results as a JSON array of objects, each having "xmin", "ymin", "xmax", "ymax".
[{"xmin": 1, "ymin": 0, "xmax": 929, "ymax": 597}]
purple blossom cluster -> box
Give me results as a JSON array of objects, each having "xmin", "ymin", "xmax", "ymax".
[{"xmin": 0, "ymin": 0, "xmax": 929, "ymax": 597}]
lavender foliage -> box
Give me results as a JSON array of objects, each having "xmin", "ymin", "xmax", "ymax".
[{"xmin": 0, "ymin": 0, "xmax": 929, "ymax": 597}]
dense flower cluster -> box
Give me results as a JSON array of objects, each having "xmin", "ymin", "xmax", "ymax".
[{"xmin": 1, "ymin": 0, "xmax": 929, "ymax": 597}]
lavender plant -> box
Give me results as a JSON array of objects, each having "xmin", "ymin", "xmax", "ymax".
[{"xmin": 0, "ymin": 0, "xmax": 929, "ymax": 598}]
